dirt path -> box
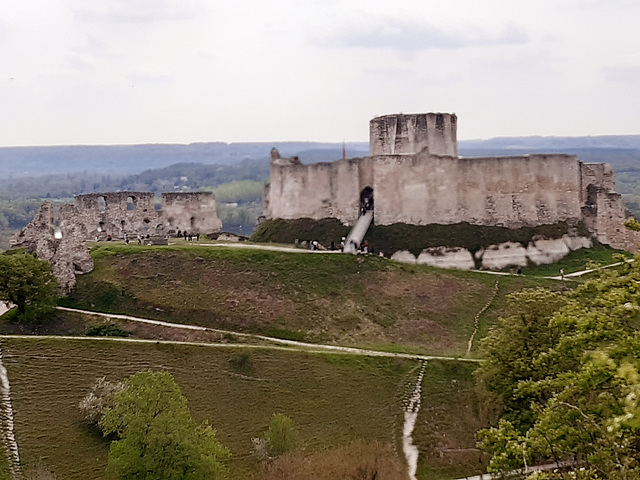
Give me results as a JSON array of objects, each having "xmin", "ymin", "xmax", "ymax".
[
  {"xmin": 56, "ymin": 307, "xmax": 482, "ymax": 363},
  {"xmin": 188, "ymin": 242, "xmax": 340, "ymax": 254},
  {"xmin": 0, "ymin": 341, "xmax": 22, "ymax": 480},
  {"xmin": 466, "ymin": 280, "xmax": 499, "ymax": 356}
]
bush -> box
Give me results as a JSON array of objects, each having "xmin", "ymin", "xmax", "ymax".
[
  {"xmin": 228, "ymin": 352, "xmax": 254, "ymax": 374},
  {"xmin": 264, "ymin": 413, "xmax": 298, "ymax": 457},
  {"xmin": 86, "ymin": 323, "xmax": 130, "ymax": 337}
]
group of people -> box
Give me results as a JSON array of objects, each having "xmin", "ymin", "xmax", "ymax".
[
  {"xmin": 176, "ymin": 230, "xmax": 200, "ymax": 241},
  {"xmin": 123, "ymin": 233, "xmax": 150, "ymax": 245},
  {"xmin": 338, "ymin": 237, "xmax": 375, "ymax": 254}
]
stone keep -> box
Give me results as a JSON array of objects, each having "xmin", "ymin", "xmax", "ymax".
[{"xmin": 265, "ymin": 113, "xmax": 640, "ymax": 252}]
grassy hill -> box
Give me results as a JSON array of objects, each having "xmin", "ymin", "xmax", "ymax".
[
  {"xmin": 2, "ymin": 242, "xmax": 616, "ymax": 479},
  {"xmin": 59, "ymin": 243, "xmax": 556, "ymax": 357},
  {"xmin": 3, "ymin": 337, "xmax": 483, "ymax": 480}
]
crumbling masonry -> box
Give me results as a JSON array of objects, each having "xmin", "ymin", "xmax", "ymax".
[{"xmin": 12, "ymin": 191, "xmax": 222, "ymax": 290}]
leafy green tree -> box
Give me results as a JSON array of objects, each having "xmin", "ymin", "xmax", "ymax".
[
  {"xmin": 477, "ymin": 255, "xmax": 640, "ymax": 479},
  {"xmin": 100, "ymin": 371, "xmax": 229, "ymax": 480},
  {"xmin": 0, "ymin": 252, "xmax": 58, "ymax": 320},
  {"xmin": 476, "ymin": 288, "xmax": 567, "ymax": 429}
]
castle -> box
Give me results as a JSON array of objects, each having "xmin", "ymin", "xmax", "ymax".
[{"xmin": 265, "ymin": 113, "xmax": 639, "ymax": 255}]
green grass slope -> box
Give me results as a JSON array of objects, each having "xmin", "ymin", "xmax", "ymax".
[
  {"xmin": 3, "ymin": 338, "xmax": 485, "ymax": 480},
  {"xmin": 61, "ymin": 244, "xmax": 554, "ymax": 357}
]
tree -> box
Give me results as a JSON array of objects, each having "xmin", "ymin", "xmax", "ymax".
[
  {"xmin": 0, "ymin": 252, "xmax": 58, "ymax": 320},
  {"xmin": 477, "ymin": 254, "xmax": 640, "ymax": 479},
  {"xmin": 100, "ymin": 371, "xmax": 229, "ymax": 480}
]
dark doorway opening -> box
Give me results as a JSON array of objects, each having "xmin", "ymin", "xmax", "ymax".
[{"xmin": 360, "ymin": 187, "xmax": 374, "ymax": 216}]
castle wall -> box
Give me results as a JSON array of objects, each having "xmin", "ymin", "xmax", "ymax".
[
  {"xmin": 264, "ymin": 113, "xmax": 639, "ymax": 253},
  {"xmin": 267, "ymin": 156, "xmax": 373, "ymax": 225},
  {"xmin": 373, "ymin": 153, "xmax": 582, "ymax": 228}
]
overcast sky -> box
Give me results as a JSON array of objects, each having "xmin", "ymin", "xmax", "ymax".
[{"xmin": 2, "ymin": 0, "xmax": 640, "ymax": 146}]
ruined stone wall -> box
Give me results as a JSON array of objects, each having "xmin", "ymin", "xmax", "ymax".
[
  {"xmin": 70, "ymin": 192, "xmax": 159, "ymax": 239},
  {"xmin": 580, "ymin": 162, "xmax": 615, "ymax": 204},
  {"xmin": 12, "ymin": 191, "xmax": 223, "ymax": 289},
  {"xmin": 373, "ymin": 153, "xmax": 583, "ymax": 228},
  {"xmin": 266, "ymin": 150, "xmax": 373, "ymax": 225},
  {"xmin": 63, "ymin": 191, "xmax": 222, "ymax": 239},
  {"xmin": 369, "ymin": 113, "xmax": 457, "ymax": 157},
  {"xmin": 581, "ymin": 187, "xmax": 640, "ymax": 251},
  {"xmin": 161, "ymin": 192, "xmax": 222, "ymax": 233}
]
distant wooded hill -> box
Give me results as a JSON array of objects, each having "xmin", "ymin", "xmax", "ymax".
[
  {"xmin": 3, "ymin": 135, "xmax": 640, "ymax": 178},
  {"xmin": 0, "ymin": 142, "xmax": 371, "ymax": 177}
]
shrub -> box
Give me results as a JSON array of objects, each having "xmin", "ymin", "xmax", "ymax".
[
  {"xmin": 264, "ymin": 413, "xmax": 298, "ymax": 457},
  {"xmin": 228, "ymin": 352, "xmax": 254, "ymax": 374},
  {"xmin": 86, "ymin": 323, "xmax": 130, "ymax": 337}
]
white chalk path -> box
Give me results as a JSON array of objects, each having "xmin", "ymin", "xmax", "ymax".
[
  {"xmin": 403, "ymin": 361, "xmax": 426, "ymax": 480},
  {"xmin": 546, "ymin": 258, "xmax": 634, "ymax": 280},
  {"xmin": 466, "ymin": 280, "xmax": 499, "ymax": 356},
  {"xmin": 0, "ymin": 341, "xmax": 22, "ymax": 480},
  {"xmin": 56, "ymin": 306, "xmax": 481, "ymax": 363}
]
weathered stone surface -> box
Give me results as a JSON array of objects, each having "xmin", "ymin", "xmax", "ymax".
[
  {"xmin": 526, "ymin": 239, "xmax": 570, "ymax": 266},
  {"xmin": 477, "ymin": 242, "xmax": 528, "ymax": 270},
  {"xmin": 416, "ymin": 247, "xmax": 475, "ymax": 270},
  {"xmin": 265, "ymin": 113, "xmax": 639, "ymax": 252},
  {"xmin": 562, "ymin": 234, "xmax": 593, "ymax": 251},
  {"xmin": 390, "ymin": 250, "xmax": 417, "ymax": 264}
]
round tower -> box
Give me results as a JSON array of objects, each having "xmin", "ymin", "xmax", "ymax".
[{"xmin": 369, "ymin": 113, "xmax": 458, "ymax": 157}]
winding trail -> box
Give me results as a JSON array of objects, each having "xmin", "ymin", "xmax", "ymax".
[
  {"xmin": 403, "ymin": 361, "xmax": 427, "ymax": 480},
  {"xmin": 466, "ymin": 280, "xmax": 499, "ymax": 356},
  {"xmin": 56, "ymin": 306, "xmax": 481, "ymax": 363},
  {"xmin": 0, "ymin": 341, "xmax": 22, "ymax": 480}
]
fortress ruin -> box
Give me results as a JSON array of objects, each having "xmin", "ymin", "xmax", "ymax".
[
  {"xmin": 12, "ymin": 191, "xmax": 222, "ymax": 290},
  {"xmin": 265, "ymin": 113, "xmax": 640, "ymax": 263}
]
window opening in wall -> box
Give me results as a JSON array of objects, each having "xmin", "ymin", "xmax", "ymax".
[
  {"xmin": 143, "ymin": 219, "xmax": 150, "ymax": 231},
  {"xmin": 97, "ymin": 196, "xmax": 106, "ymax": 212},
  {"xmin": 121, "ymin": 220, "xmax": 126, "ymax": 231},
  {"xmin": 98, "ymin": 221, "xmax": 105, "ymax": 233},
  {"xmin": 190, "ymin": 217, "xmax": 196, "ymax": 229},
  {"xmin": 127, "ymin": 196, "xmax": 135, "ymax": 216},
  {"xmin": 54, "ymin": 227, "xmax": 62, "ymax": 239}
]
